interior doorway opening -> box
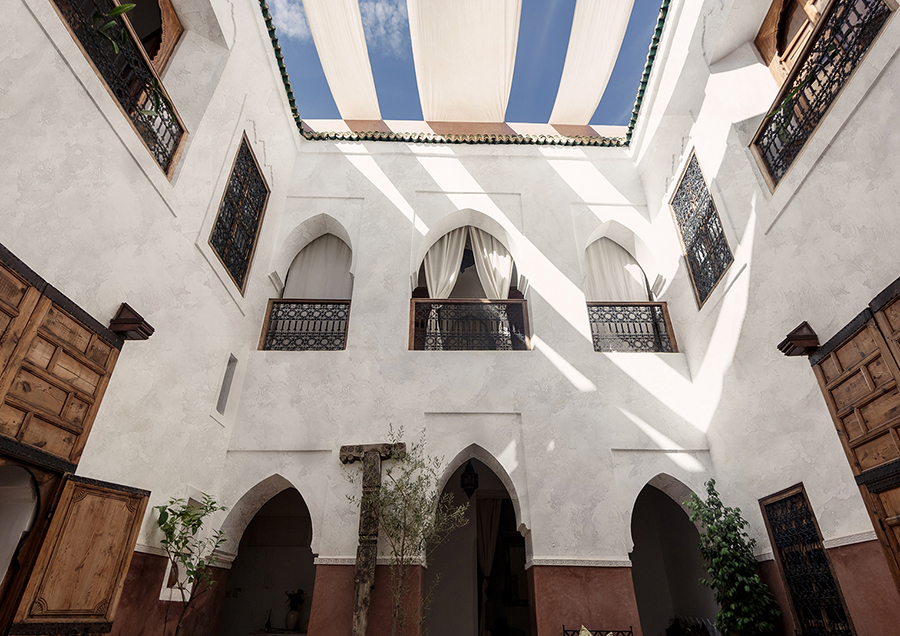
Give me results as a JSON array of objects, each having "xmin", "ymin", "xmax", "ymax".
[
  {"xmin": 630, "ymin": 483, "xmax": 719, "ymax": 636},
  {"xmin": 425, "ymin": 459, "xmax": 531, "ymax": 636},
  {"xmin": 0, "ymin": 465, "xmax": 38, "ymax": 600},
  {"xmin": 219, "ymin": 488, "xmax": 316, "ymax": 635}
]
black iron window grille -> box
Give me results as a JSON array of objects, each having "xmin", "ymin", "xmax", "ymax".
[
  {"xmin": 51, "ymin": 0, "xmax": 185, "ymax": 172},
  {"xmin": 670, "ymin": 153, "xmax": 733, "ymax": 307},
  {"xmin": 209, "ymin": 136, "xmax": 270, "ymax": 292},
  {"xmin": 562, "ymin": 628, "xmax": 632, "ymax": 636},
  {"xmin": 260, "ymin": 299, "xmax": 350, "ymax": 351},
  {"xmin": 587, "ymin": 302, "xmax": 677, "ymax": 353},
  {"xmin": 754, "ymin": 0, "xmax": 892, "ymax": 186},
  {"xmin": 410, "ymin": 299, "xmax": 529, "ymax": 351},
  {"xmin": 762, "ymin": 487, "xmax": 854, "ymax": 636}
]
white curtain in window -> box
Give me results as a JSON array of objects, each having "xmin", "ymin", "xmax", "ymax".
[
  {"xmin": 584, "ymin": 237, "xmax": 649, "ymax": 302},
  {"xmin": 424, "ymin": 227, "xmax": 468, "ymax": 299},
  {"xmin": 283, "ymin": 234, "xmax": 353, "ymax": 299},
  {"xmin": 469, "ymin": 227, "xmax": 513, "ymax": 300}
]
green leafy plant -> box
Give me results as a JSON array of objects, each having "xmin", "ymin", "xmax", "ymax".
[
  {"xmin": 90, "ymin": 3, "xmax": 135, "ymax": 55},
  {"xmin": 687, "ymin": 480, "xmax": 781, "ymax": 636},
  {"xmin": 348, "ymin": 426, "xmax": 469, "ymax": 636},
  {"xmin": 155, "ymin": 494, "xmax": 227, "ymax": 636}
]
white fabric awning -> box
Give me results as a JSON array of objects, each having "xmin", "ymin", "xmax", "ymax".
[
  {"xmin": 408, "ymin": 0, "xmax": 522, "ymax": 122},
  {"xmin": 302, "ymin": 0, "xmax": 381, "ymax": 121},
  {"xmin": 549, "ymin": 0, "xmax": 635, "ymax": 125}
]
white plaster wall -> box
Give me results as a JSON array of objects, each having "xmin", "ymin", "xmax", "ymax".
[{"xmin": 1, "ymin": 0, "xmax": 896, "ymax": 588}]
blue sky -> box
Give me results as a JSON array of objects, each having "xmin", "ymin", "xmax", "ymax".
[{"xmin": 268, "ymin": 0, "xmax": 662, "ymax": 126}]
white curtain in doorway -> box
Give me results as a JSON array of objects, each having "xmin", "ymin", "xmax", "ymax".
[
  {"xmin": 477, "ymin": 498, "xmax": 502, "ymax": 636},
  {"xmin": 0, "ymin": 467, "xmax": 38, "ymax": 594},
  {"xmin": 470, "ymin": 228, "xmax": 513, "ymax": 300},
  {"xmin": 283, "ymin": 234, "xmax": 353, "ymax": 300},
  {"xmin": 583, "ymin": 237, "xmax": 649, "ymax": 302},
  {"xmin": 424, "ymin": 227, "xmax": 468, "ymax": 299}
]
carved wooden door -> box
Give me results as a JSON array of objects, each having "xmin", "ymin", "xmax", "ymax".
[
  {"xmin": 811, "ymin": 287, "xmax": 900, "ymax": 594},
  {"xmin": 10, "ymin": 475, "xmax": 148, "ymax": 634}
]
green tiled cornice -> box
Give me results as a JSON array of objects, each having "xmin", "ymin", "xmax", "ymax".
[{"xmin": 259, "ymin": 0, "xmax": 671, "ymax": 147}]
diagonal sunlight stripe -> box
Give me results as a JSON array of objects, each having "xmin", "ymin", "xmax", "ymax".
[
  {"xmin": 619, "ymin": 408, "xmax": 705, "ymax": 472},
  {"xmin": 532, "ymin": 336, "xmax": 597, "ymax": 392},
  {"xmin": 337, "ymin": 143, "xmax": 428, "ymax": 235}
]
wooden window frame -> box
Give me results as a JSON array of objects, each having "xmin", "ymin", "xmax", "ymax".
[
  {"xmin": 667, "ymin": 150, "xmax": 734, "ymax": 310},
  {"xmin": 208, "ymin": 134, "xmax": 271, "ymax": 295},
  {"xmin": 759, "ymin": 483, "xmax": 856, "ymax": 635}
]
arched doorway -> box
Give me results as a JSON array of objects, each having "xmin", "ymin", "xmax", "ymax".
[
  {"xmin": 425, "ymin": 459, "xmax": 531, "ymax": 636},
  {"xmin": 630, "ymin": 482, "xmax": 718, "ymax": 636},
  {"xmin": 219, "ymin": 488, "xmax": 316, "ymax": 635},
  {"xmin": 0, "ymin": 466, "xmax": 38, "ymax": 599}
]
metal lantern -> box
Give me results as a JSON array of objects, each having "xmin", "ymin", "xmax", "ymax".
[{"xmin": 460, "ymin": 460, "xmax": 479, "ymax": 499}]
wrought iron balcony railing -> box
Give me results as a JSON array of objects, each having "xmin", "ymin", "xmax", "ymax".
[
  {"xmin": 51, "ymin": 0, "xmax": 186, "ymax": 173},
  {"xmin": 410, "ymin": 299, "xmax": 530, "ymax": 351},
  {"xmin": 260, "ymin": 299, "xmax": 350, "ymax": 351},
  {"xmin": 753, "ymin": 0, "xmax": 892, "ymax": 187},
  {"xmin": 587, "ymin": 302, "xmax": 677, "ymax": 353}
]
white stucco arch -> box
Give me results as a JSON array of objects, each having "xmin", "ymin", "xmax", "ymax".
[
  {"xmin": 218, "ymin": 474, "xmax": 314, "ymax": 556},
  {"xmin": 273, "ymin": 214, "xmax": 356, "ymax": 287},
  {"xmin": 438, "ymin": 444, "xmax": 527, "ymax": 538},
  {"xmin": 411, "ymin": 209, "xmax": 522, "ymax": 291},
  {"xmin": 624, "ymin": 472, "xmax": 705, "ymax": 550}
]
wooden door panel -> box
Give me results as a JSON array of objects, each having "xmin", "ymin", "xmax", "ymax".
[
  {"xmin": 0, "ymin": 264, "xmax": 41, "ymax": 377},
  {"xmin": 11, "ymin": 476, "xmax": 148, "ymax": 632}
]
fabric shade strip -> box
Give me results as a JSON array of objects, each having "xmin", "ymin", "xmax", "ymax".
[
  {"xmin": 301, "ymin": 0, "xmax": 381, "ymax": 120},
  {"xmin": 408, "ymin": 0, "xmax": 522, "ymax": 122},
  {"xmin": 549, "ymin": 0, "xmax": 636, "ymax": 125}
]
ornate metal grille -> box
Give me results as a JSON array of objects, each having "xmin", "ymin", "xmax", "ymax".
[
  {"xmin": 587, "ymin": 302, "xmax": 676, "ymax": 353},
  {"xmin": 563, "ymin": 628, "xmax": 632, "ymax": 636},
  {"xmin": 755, "ymin": 0, "xmax": 891, "ymax": 185},
  {"xmin": 411, "ymin": 300, "xmax": 529, "ymax": 351},
  {"xmin": 763, "ymin": 490, "xmax": 853, "ymax": 635},
  {"xmin": 670, "ymin": 154, "xmax": 733, "ymax": 306},
  {"xmin": 209, "ymin": 137, "xmax": 270, "ymax": 291},
  {"xmin": 261, "ymin": 300, "xmax": 349, "ymax": 351},
  {"xmin": 52, "ymin": 0, "xmax": 184, "ymax": 171}
]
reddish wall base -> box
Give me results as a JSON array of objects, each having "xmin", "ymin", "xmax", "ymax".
[
  {"xmin": 757, "ymin": 558, "xmax": 797, "ymax": 636},
  {"xmin": 110, "ymin": 551, "xmax": 229, "ymax": 636},
  {"xmin": 307, "ymin": 564, "xmax": 422, "ymax": 636},
  {"xmin": 828, "ymin": 539, "xmax": 900, "ymax": 635},
  {"xmin": 529, "ymin": 565, "xmax": 643, "ymax": 636}
]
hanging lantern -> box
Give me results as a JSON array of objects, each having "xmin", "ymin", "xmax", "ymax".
[{"xmin": 461, "ymin": 460, "xmax": 479, "ymax": 499}]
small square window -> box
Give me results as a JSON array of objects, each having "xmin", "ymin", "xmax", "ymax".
[
  {"xmin": 669, "ymin": 152, "xmax": 733, "ymax": 308},
  {"xmin": 209, "ymin": 135, "xmax": 270, "ymax": 293}
]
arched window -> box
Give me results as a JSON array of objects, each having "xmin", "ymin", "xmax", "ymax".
[
  {"xmin": 260, "ymin": 234, "xmax": 353, "ymax": 351},
  {"xmin": 411, "ymin": 227, "xmax": 528, "ymax": 350},
  {"xmin": 583, "ymin": 237, "xmax": 650, "ymax": 302},
  {"xmin": 584, "ymin": 238, "xmax": 676, "ymax": 353}
]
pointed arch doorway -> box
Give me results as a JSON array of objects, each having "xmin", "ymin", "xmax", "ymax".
[
  {"xmin": 425, "ymin": 459, "xmax": 531, "ymax": 636},
  {"xmin": 219, "ymin": 488, "xmax": 316, "ymax": 635},
  {"xmin": 630, "ymin": 480, "xmax": 718, "ymax": 636}
]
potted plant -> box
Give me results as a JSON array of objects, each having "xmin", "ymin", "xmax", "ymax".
[{"xmin": 285, "ymin": 588, "xmax": 305, "ymax": 631}]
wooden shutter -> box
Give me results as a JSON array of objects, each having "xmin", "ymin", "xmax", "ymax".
[
  {"xmin": 0, "ymin": 247, "xmax": 122, "ymax": 469},
  {"xmin": 811, "ymin": 287, "xmax": 900, "ymax": 594},
  {"xmin": 10, "ymin": 475, "xmax": 148, "ymax": 634}
]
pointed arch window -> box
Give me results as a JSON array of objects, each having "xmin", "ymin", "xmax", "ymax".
[
  {"xmin": 411, "ymin": 227, "xmax": 529, "ymax": 351},
  {"xmin": 584, "ymin": 238, "xmax": 677, "ymax": 353},
  {"xmin": 260, "ymin": 234, "xmax": 352, "ymax": 351}
]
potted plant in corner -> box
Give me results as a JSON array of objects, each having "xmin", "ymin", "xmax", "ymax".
[{"xmin": 285, "ymin": 588, "xmax": 305, "ymax": 631}]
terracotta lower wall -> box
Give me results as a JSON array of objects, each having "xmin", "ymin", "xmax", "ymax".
[
  {"xmin": 828, "ymin": 539, "xmax": 900, "ymax": 635},
  {"xmin": 756, "ymin": 558, "xmax": 797, "ymax": 636},
  {"xmin": 110, "ymin": 551, "xmax": 229, "ymax": 636},
  {"xmin": 528, "ymin": 565, "xmax": 642, "ymax": 636},
  {"xmin": 307, "ymin": 564, "xmax": 422, "ymax": 636}
]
